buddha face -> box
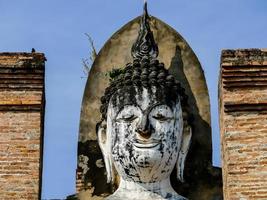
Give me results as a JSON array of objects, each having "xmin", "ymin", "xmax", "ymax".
[{"xmin": 105, "ymin": 87, "xmax": 184, "ymax": 183}]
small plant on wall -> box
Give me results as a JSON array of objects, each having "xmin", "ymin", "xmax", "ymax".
[{"xmin": 82, "ymin": 33, "xmax": 97, "ymax": 78}]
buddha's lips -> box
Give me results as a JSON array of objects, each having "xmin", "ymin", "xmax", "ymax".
[{"xmin": 132, "ymin": 139, "xmax": 161, "ymax": 149}]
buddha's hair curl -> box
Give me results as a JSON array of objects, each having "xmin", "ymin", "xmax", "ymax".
[{"xmin": 99, "ymin": 57, "xmax": 193, "ymax": 126}]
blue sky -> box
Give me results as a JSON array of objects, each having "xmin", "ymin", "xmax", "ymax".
[{"xmin": 1, "ymin": 0, "xmax": 267, "ymax": 199}]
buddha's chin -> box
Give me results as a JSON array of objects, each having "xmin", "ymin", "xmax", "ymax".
[{"xmin": 133, "ymin": 149, "xmax": 163, "ymax": 167}]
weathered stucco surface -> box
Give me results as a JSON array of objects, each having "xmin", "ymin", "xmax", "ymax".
[{"xmin": 77, "ymin": 16, "xmax": 222, "ymax": 200}]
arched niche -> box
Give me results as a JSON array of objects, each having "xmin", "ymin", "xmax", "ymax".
[{"xmin": 77, "ymin": 16, "xmax": 222, "ymax": 200}]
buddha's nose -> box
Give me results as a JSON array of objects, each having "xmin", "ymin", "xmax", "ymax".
[{"xmin": 136, "ymin": 115, "xmax": 152, "ymax": 139}]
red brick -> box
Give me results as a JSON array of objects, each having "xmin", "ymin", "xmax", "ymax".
[
  {"xmin": 219, "ymin": 49, "xmax": 267, "ymax": 200},
  {"xmin": 0, "ymin": 52, "xmax": 45, "ymax": 200}
]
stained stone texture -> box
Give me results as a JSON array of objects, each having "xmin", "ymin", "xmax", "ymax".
[
  {"xmin": 219, "ymin": 49, "xmax": 267, "ymax": 200},
  {"xmin": 0, "ymin": 53, "xmax": 45, "ymax": 200},
  {"xmin": 77, "ymin": 16, "xmax": 222, "ymax": 199}
]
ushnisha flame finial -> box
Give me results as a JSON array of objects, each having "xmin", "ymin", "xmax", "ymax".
[{"xmin": 131, "ymin": 2, "xmax": 159, "ymax": 61}]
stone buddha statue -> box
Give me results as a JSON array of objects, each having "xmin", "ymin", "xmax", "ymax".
[{"xmin": 96, "ymin": 3, "xmax": 193, "ymax": 200}]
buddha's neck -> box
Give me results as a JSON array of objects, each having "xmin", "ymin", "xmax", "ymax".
[
  {"xmin": 119, "ymin": 178, "xmax": 173, "ymax": 192},
  {"xmin": 113, "ymin": 177, "xmax": 177, "ymax": 199}
]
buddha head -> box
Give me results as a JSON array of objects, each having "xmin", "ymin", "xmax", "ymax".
[{"xmin": 97, "ymin": 3, "xmax": 192, "ymax": 187}]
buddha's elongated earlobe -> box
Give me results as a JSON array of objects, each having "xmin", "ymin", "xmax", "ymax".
[
  {"xmin": 97, "ymin": 121, "xmax": 114, "ymax": 183},
  {"xmin": 176, "ymin": 124, "xmax": 192, "ymax": 183}
]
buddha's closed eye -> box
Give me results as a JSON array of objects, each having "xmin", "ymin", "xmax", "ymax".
[
  {"xmin": 116, "ymin": 111, "xmax": 139, "ymax": 122},
  {"xmin": 119, "ymin": 115, "xmax": 138, "ymax": 122},
  {"xmin": 152, "ymin": 114, "xmax": 173, "ymax": 122},
  {"xmin": 115, "ymin": 105, "xmax": 140, "ymax": 123},
  {"xmin": 150, "ymin": 104, "xmax": 174, "ymax": 123}
]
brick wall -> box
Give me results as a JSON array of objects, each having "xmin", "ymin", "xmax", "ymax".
[
  {"xmin": 0, "ymin": 53, "xmax": 45, "ymax": 200},
  {"xmin": 219, "ymin": 49, "xmax": 267, "ymax": 199}
]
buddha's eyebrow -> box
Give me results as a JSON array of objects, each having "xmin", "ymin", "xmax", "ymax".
[
  {"xmin": 144, "ymin": 103, "xmax": 172, "ymax": 113},
  {"xmin": 114, "ymin": 103, "xmax": 173, "ymax": 118},
  {"xmin": 115, "ymin": 104, "xmax": 142, "ymax": 118}
]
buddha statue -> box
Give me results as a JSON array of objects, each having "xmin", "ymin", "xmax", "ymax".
[{"xmin": 96, "ymin": 3, "xmax": 193, "ymax": 200}]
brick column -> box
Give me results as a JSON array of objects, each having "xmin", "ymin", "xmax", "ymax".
[
  {"xmin": 0, "ymin": 53, "xmax": 46, "ymax": 200},
  {"xmin": 219, "ymin": 49, "xmax": 267, "ymax": 199}
]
